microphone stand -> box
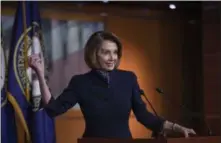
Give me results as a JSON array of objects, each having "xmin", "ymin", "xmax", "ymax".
[
  {"xmin": 139, "ymin": 89, "xmax": 165, "ymax": 139},
  {"xmin": 155, "ymin": 88, "xmax": 213, "ymax": 136}
]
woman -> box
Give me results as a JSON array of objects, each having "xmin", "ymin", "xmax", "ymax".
[{"xmin": 29, "ymin": 31, "xmax": 196, "ymax": 138}]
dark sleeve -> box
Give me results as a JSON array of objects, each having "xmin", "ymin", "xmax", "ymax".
[
  {"xmin": 44, "ymin": 76, "xmax": 80, "ymax": 117},
  {"xmin": 131, "ymin": 72, "xmax": 165, "ymax": 133}
]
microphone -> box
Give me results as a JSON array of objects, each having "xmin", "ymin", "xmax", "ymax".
[
  {"xmin": 140, "ymin": 89, "xmax": 159, "ymax": 117},
  {"xmin": 155, "ymin": 87, "xmax": 213, "ymax": 136},
  {"xmin": 139, "ymin": 89, "xmax": 164, "ymax": 138},
  {"xmin": 156, "ymin": 88, "xmax": 163, "ymax": 94}
]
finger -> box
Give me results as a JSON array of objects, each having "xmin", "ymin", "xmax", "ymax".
[
  {"xmin": 32, "ymin": 59, "xmax": 42, "ymax": 66},
  {"xmin": 184, "ymin": 132, "xmax": 189, "ymax": 138},
  {"xmin": 29, "ymin": 54, "xmax": 41, "ymax": 61},
  {"xmin": 33, "ymin": 53, "xmax": 40, "ymax": 57},
  {"xmin": 28, "ymin": 56, "xmax": 33, "ymax": 62},
  {"xmin": 36, "ymin": 53, "xmax": 42, "ymax": 58},
  {"xmin": 29, "ymin": 57, "xmax": 36, "ymax": 66},
  {"xmin": 29, "ymin": 54, "xmax": 39, "ymax": 59},
  {"xmin": 32, "ymin": 55, "xmax": 41, "ymax": 60},
  {"xmin": 190, "ymin": 129, "xmax": 196, "ymax": 134},
  {"xmin": 30, "ymin": 56, "xmax": 40, "ymax": 63},
  {"xmin": 35, "ymin": 59, "xmax": 42, "ymax": 64}
]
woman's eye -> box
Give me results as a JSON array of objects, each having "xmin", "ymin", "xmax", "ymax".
[{"xmin": 102, "ymin": 51, "xmax": 109, "ymax": 55}]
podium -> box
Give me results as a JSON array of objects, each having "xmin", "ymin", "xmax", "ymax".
[{"xmin": 78, "ymin": 136, "xmax": 221, "ymax": 143}]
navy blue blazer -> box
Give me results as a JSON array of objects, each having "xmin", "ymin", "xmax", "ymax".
[{"xmin": 45, "ymin": 69, "xmax": 165, "ymax": 138}]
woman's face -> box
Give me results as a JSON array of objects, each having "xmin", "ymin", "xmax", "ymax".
[{"xmin": 97, "ymin": 40, "xmax": 118, "ymax": 71}]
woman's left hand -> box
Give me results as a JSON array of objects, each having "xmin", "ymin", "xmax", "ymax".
[{"xmin": 173, "ymin": 123, "xmax": 196, "ymax": 138}]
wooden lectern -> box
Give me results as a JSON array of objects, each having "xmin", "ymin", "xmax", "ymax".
[{"xmin": 78, "ymin": 136, "xmax": 221, "ymax": 143}]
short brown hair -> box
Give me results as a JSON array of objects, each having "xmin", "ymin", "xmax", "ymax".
[{"xmin": 84, "ymin": 31, "xmax": 122, "ymax": 69}]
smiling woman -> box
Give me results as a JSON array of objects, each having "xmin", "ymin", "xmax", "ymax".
[
  {"xmin": 97, "ymin": 40, "xmax": 118, "ymax": 71},
  {"xmin": 2, "ymin": 1, "xmax": 208, "ymax": 143},
  {"xmin": 84, "ymin": 31, "xmax": 122, "ymax": 71},
  {"xmin": 28, "ymin": 30, "xmax": 196, "ymax": 139}
]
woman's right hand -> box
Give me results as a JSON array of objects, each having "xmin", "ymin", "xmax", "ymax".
[
  {"xmin": 28, "ymin": 54, "xmax": 52, "ymax": 106},
  {"xmin": 28, "ymin": 54, "xmax": 45, "ymax": 76}
]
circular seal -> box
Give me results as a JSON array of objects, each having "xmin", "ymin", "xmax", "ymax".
[
  {"xmin": 1, "ymin": 46, "xmax": 6, "ymax": 90},
  {"xmin": 1, "ymin": 43, "xmax": 7, "ymax": 107},
  {"xmin": 14, "ymin": 32, "xmax": 32, "ymax": 96},
  {"xmin": 13, "ymin": 22, "xmax": 45, "ymax": 103}
]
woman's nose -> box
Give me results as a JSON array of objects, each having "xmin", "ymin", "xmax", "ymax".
[{"xmin": 109, "ymin": 54, "xmax": 114, "ymax": 60}]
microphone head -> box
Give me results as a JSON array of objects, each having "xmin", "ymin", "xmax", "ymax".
[{"xmin": 156, "ymin": 88, "xmax": 164, "ymax": 94}]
